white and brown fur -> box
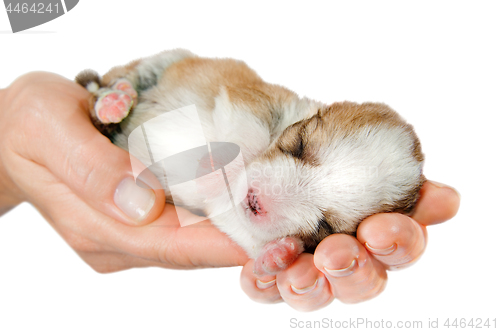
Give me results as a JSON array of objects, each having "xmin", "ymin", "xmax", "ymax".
[{"xmin": 76, "ymin": 49, "xmax": 425, "ymax": 259}]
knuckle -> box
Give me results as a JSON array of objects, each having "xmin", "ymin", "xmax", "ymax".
[
  {"xmin": 63, "ymin": 231, "xmax": 101, "ymax": 253},
  {"xmin": 341, "ymin": 282, "xmax": 385, "ymax": 304},
  {"xmin": 360, "ymin": 274, "xmax": 387, "ymax": 302},
  {"xmin": 154, "ymin": 232, "xmax": 196, "ymax": 268},
  {"xmin": 78, "ymin": 252, "xmax": 128, "ymax": 274},
  {"xmin": 157, "ymin": 238, "xmax": 183, "ymax": 266},
  {"xmin": 240, "ymin": 262, "xmax": 283, "ymax": 304},
  {"xmin": 89, "ymin": 264, "xmax": 122, "ymax": 274},
  {"xmin": 245, "ymin": 286, "xmax": 282, "ymax": 304},
  {"xmin": 363, "ymin": 282, "xmax": 386, "ymax": 302},
  {"xmin": 389, "ymin": 234, "xmax": 426, "ymax": 267},
  {"xmin": 77, "ymin": 252, "xmax": 129, "ymax": 274},
  {"xmin": 62, "ymin": 137, "xmax": 103, "ymax": 194}
]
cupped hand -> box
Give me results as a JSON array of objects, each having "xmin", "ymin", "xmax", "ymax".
[
  {"xmin": 240, "ymin": 180, "xmax": 460, "ymax": 311},
  {"xmin": 0, "ymin": 72, "xmax": 248, "ymax": 272}
]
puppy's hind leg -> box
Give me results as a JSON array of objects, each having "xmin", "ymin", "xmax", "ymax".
[
  {"xmin": 75, "ymin": 69, "xmax": 131, "ymax": 137},
  {"xmin": 101, "ymin": 49, "xmax": 196, "ymax": 94},
  {"xmin": 76, "ymin": 49, "xmax": 196, "ymax": 136}
]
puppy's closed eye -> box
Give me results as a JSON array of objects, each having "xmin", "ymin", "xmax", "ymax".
[
  {"xmin": 278, "ymin": 128, "xmax": 305, "ymax": 160},
  {"xmin": 276, "ymin": 116, "xmax": 322, "ymax": 165}
]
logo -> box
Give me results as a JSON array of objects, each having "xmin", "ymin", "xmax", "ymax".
[{"xmin": 3, "ymin": 0, "xmax": 79, "ymax": 33}]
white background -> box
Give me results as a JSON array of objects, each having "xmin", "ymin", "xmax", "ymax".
[{"xmin": 1, "ymin": 1, "xmax": 499, "ymax": 331}]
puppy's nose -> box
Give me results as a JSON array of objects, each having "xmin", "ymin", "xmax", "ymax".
[{"xmin": 247, "ymin": 189, "xmax": 265, "ymax": 216}]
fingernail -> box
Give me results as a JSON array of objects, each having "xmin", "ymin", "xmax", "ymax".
[
  {"xmin": 256, "ymin": 279, "xmax": 276, "ymax": 290},
  {"xmin": 365, "ymin": 243, "xmax": 397, "ymax": 256},
  {"xmin": 324, "ymin": 259, "xmax": 356, "ymax": 277},
  {"xmin": 291, "ymin": 279, "xmax": 318, "ymax": 295},
  {"xmin": 114, "ymin": 177, "xmax": 156, "ymax": 222},
  {"xmin": 428, "ymin": 180, "xmax": 461, "ymax": 198}
]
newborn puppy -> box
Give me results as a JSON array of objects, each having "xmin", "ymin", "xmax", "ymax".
[{"xmin": 76, "ymin": 49, "xmax": 425, "ymax": 275}]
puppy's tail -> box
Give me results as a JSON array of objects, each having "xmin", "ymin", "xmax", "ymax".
[{"xmin": 75, "ymin": 69, "xmax": 102, "ymax": 93}]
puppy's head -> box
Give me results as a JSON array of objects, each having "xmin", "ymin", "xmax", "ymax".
[{"xmin": 242, "ymin": 101, "xmax": 424, "ymax": 250}]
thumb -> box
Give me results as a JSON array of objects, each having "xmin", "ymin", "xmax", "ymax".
[{"xmin": 12, "ymin": 72, "xmax": 165, "ymax": 225}]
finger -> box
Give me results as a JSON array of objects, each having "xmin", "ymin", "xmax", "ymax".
[
  {"xmin": 357, "ymin": 213, "xmax": 427, "ymax": 270},
  {"xmin": 78, "ymin": 251, "xmax": 176, "ymax": 274},
  {"xmin": 24, "ymin": 159, "xmax": 249, "ymax": 268},
  {"xmin": 117, "ymin": 204, "xmax": 250, "ymax": 268},
  {"xmin": 276, "ymin": 254, "xmax": 334, "ymax": 311},
  {"xmin": 314, "ymin": 234, "xmax": 387, "ymax": 304},
  {"xmin": 240, "ymin": 260, "xmax": 283, "ymax": 304},
  {"xmin": 7, "ymin": 72, "xmax": 165, "ymax": 226},
  {"xmin": 77, "ymin": 251, "xmax": 136, "ymax": 273},
  {"xmin": 38, "ymin": 190, "xmax": 213, "ymax": 273},
  {"xmin": 411, "ymin": 180, "xmax": 460, "ymax": 225}
]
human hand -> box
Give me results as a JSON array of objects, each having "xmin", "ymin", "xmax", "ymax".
[
  {"xmin": 240, "ymin": 180, "xmax": 460, "ymax": 311},
  {"xmin": 0, "ymin": 72, "xmax": 248, "ymax": 272}
]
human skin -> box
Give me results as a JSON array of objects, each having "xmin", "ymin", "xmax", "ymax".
[{"xmin": 0, "ymin": 72, "xmax": 460, "ymax": 311}]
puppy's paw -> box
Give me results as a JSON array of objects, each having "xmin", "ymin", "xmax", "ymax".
[
  {"xmin": 95, "ymin": 90, "xmax": 133, "ymax": 124},
  {"xmin": 253, "ymin": 237, "xmax": 304, "ymax": 276},
  {"xmin": 111, "ymin": 78, "xmax": 138, "ymax": 105}
]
